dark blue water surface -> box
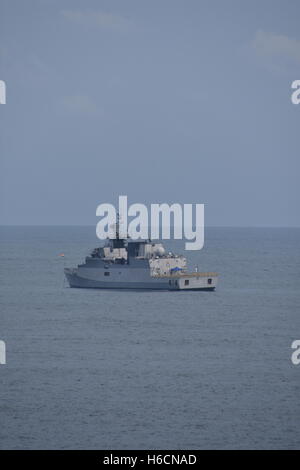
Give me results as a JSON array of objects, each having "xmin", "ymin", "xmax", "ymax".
[{"xmin": 0, "ymin": 226, "xmax": 299, "ymax": 449}]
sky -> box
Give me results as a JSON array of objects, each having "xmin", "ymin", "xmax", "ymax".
[{"xmin": 0, "ymin": 0, "xmax": 299, "ymax": 226}]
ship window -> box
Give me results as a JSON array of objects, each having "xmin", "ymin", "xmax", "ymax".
[
  {"xmin": 104, "ymin": 272, "xmax": 110, "ymax": 276},
  {"xmin": 208, "ymin": 278, "xmax": 212, "ymax": 284},
  {"xmin": 184, "ymin": 280, "xmax": 189, "ymax": 286}
]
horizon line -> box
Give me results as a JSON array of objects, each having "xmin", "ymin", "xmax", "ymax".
[{"xmin": 0, "ymin": 224, "xmax": 300, "ymax": 229}]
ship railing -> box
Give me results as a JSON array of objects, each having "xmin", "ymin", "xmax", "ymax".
[
  {"xmin": 151, "ymin": 269, "xmax": 218, "ymax": 279},
  {"xmin": 151, "ymin": 270, "xmax": 218, "ymax": 278}
]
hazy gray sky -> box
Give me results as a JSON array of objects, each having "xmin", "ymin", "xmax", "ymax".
[{"xmin": 0, "ymin": 0, "xmax": 299, "ymax": 226}]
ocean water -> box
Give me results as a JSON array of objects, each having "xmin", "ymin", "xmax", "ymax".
[{"xmin": 0, "ymin": 226, "xmax": 299, "ymax": 450}]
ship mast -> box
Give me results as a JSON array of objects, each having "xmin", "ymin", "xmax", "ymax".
[{"xmin": 116, "ymin": 212, "xmax": 120, "ymax": 239}]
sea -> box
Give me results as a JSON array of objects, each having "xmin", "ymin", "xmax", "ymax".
[{"xmin": 0, "ymin": 226, "xmax": 299, "ymax": 449}]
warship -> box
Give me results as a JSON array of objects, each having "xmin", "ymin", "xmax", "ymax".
[{"xmin": 64, "ymin": 222, "xmax": 218, "ymax": 291}]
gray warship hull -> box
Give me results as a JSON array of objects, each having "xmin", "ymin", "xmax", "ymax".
[{"xmin": 64, "ymin": 261, "xmax": 217, "ymax": 291}]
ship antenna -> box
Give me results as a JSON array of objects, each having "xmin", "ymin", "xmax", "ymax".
[
  {"xmin": 110, "ymin": 212, "xmax": 129, "ymax": 239},
  {"xmin": 116, "ymin": 212, "xmax": 120, "ymax": 239}
]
